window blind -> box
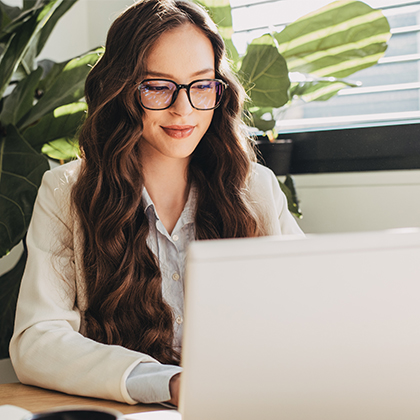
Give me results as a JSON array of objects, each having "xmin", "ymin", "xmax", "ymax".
[{"xmin": 230, "ymin": 0, "xmax": 420, "ymax": 132}]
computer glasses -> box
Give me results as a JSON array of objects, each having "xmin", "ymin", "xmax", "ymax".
[{"xmin": 138, "ymin": 78, "xmax": 228, "ymax": 110}]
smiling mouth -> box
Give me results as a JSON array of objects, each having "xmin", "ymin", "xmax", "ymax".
[{"xmin": 162, "ymin": 125, "xmax": 195, "ymax": 139}]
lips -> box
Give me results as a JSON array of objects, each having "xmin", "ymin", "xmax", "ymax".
[{"xmin": 162, "ymin": 125, "xmax": 195, "ymax": 139}]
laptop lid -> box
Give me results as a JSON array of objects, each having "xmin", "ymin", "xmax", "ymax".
[{"xmin": 180, "ymin": 229, "xmax": 420, "ymax": 420}]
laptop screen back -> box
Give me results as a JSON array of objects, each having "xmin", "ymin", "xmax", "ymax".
[{"xmin": 180, "ymin": 229, "xmax": 420, "ymax": 420}]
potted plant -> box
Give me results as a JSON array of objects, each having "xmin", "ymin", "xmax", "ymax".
[
  {"xmin": 197, "ymin": 0, "xmax": 391, "ymax": 217},
  {"xmin": 0, "ymin": 0, "xmax": 102, "ymax": 358}
]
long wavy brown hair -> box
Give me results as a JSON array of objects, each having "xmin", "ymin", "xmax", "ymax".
[{"xmin": 72, "ymin": 0, "xmax": 265, "ymax": 365}]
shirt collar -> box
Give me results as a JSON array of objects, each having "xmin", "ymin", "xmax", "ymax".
[
  {"xmin": 182, "ymin": 183, "xmax": 197, "ymax": 225},
  {"xmin": 141, "ymin": 186, "xmax": 159, "ymax": 220},
  {"xmin": 141, "ymin": 184, "xmax": 197, "ymax": 225}
]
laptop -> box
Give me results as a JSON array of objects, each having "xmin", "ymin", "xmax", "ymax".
[{"xmin": 179, "ymin": 229, "xmax": 420, "ymax": 420}]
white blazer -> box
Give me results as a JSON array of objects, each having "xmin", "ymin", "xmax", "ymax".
[{"xmin": 10, "ymin": 159, "xmax": 303, "ymax": 403}]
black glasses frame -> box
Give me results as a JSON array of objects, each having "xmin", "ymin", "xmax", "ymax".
[{"xmin": 137, "ymin": 78, "xmax": 228, "ymax": 111}]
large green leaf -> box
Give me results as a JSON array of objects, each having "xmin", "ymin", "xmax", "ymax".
[
  {"xmin": 240, "ymin": 34, "xmax": 290, "ymax": 108},
  {"xmin": 275, "ymin": 0, "xmax": 391, "ymax": 78},
  {"xmin": 34, "ymin": 0, "xmax": 77, "ymax": 57},
  {"xmin": 0, "ymin": 124, "xmax": 49, "ymax": 257},
  {"xmin": 279, "ymin": 175, "xmax": 302, "ymax": 219},
  {"xmin": 37, "ymin": 58, "xmax": 68, "ymax": 93},
  {"xmin": 23, "ymin": 0, "xmax": 39, "ymax": 10},
  {"xmin": 17, "ymin": 0, "xmax": 78, "ymax": 77},
  {"xmin": 0, "ymin": 1, "xmax": 39, "ymax": 43},
  {"xmin": 18, "ymin": 48, "xmax": 103, "ymax": 129},
  {"xmin": 0, "ymin": 1, "xmax": 22, "ymax": 32},
  {"xmin": 289, "ymin": 72, "xmax": 361, "ymax": 102},
  {"xmin": 0, "ymin": 66, "xmax": 42, "ymax": 126},
  {"xmin": 0, "ymin": 21, "xmax": 36, "ymax": 95},
  {"xmin": 291, "ymin": 80, "xmax": 351, "ymax": 102},
  {"xmin": 0, "ymin": 0, "xmax": 63, "ymax": 97},
  {"xmin": 0, "ymin": 246, "xmax": 26, "ymax": 359},
  {"xmin": 248, "ymin": 106, "xmax": 276, "ymax": 132},
  {"xmin": 23, "ymin": 101, "xmax": 87, "ymax": 150},
  {"xmin": 42, "ymin": 137, "xmax": 79, "ymax": 161},
  {"xmin": 197, "ymin": 0, "xmax": 239, "ymax": 63}
]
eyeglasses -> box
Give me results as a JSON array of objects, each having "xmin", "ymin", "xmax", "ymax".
[{"xmin": 138, "ymin": 78, "xmax": 228, "ymax": 111}]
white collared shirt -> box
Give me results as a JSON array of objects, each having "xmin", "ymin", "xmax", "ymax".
[
  {"xmin": 142, "ymin": 185, "xmax": 197, "ymax": 351},
  {"xmin": 127, "ymin": 186, "xmax": 197, "ymax": 404}
]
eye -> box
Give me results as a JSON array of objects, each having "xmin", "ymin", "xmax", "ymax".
[
  {"xmin": 192, "ymin": 81, "xmax": 214, "ymax": 90},
  {"xmin": 143, "ymin": 84, "xmax": 171, "ymax": 92}
]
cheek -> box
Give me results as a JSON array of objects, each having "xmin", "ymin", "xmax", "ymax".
[
  {"xmin": 141, "ymin": 110, "xmax": 162, "ymax": 130},
  {"xmin": 202, "ymin": 111, "xmax": 214, "ymax": 131}
]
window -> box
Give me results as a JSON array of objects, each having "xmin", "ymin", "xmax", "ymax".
[
  {"xmin": 232, "ymin": 0, "xmax": 420, "ymax": 130},
  {"xmin": 230, "ymin": 0, "xmax": 420, "ymax": 173}
]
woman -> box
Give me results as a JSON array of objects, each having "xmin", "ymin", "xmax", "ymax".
[{"xmin": 10, "ymin": 0, "xmax": 303, "ymax": 407}]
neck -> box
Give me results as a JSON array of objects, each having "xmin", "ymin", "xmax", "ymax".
[
  {"xmin": 142, "ymin": 155, "xmax": 189, "ymax": 195},
  {"xmin": 141, "ymin": 155, "xmax": 190, "ymax": 235}
]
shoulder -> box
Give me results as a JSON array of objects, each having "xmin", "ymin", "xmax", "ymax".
[
  {"xmin": 249, "ymin": 162, "xmax": 277, "ymax": 183},
  {"xmin": 40, "ymin": 160, "xmax": 81, "ymax": 196},
  {"xmin": 26, "ymin": 160, "xmax": 82, "ymax": 254},
  {"xmin": 247, "ymin": 163, "xmax": 304, "ymax": 236},
  {"xmin": 248, "ymin": 162, "xmax": 284, "ymax": 205},
  {"xmin": 247, "ymin": 162, "xmax": 287, "ymax": 223},
  {"xmin": 43, "ymin": 159, "xmax": 81, "ymax": 187},
  {"xmin": 35, "ymin": 159, "xmax": 81, "ymax": 213}
]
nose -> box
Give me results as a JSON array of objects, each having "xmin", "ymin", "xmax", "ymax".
[{"xmin": 171, "ymin": 88, "xmax": 193, "ymax": 116}]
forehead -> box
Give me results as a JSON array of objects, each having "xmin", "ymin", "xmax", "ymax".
[{"xmin": 145, "ymin": 24, "xmax": 215, "ymax": 80}]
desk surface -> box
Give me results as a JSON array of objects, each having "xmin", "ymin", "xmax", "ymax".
[{"xmin": 0, "ymin": 383, "xmax": 163, "ymax": 415}]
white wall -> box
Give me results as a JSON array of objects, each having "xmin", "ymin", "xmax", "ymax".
[
  {"xmin": 294, "ymin": 170, "xmax": 420, "ymax": 234},
  {"xmin": 5, "ymin": 0, "xmax": 130, "ymax": 62}
]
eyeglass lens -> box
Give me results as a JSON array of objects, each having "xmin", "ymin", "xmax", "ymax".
[{"xmin": 139, "ymin": 79, "xmax": 224, "ymax": 110}]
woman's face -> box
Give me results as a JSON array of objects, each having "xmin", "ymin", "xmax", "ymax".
[{"xmin": 139, "ymin": 24, "xmax": 215, "ymax": 164}]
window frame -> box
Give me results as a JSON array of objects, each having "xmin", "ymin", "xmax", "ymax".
[
  {"xmin": 230, "ymin": 0, "xmax": 420, "ymax": 174},
  {"xmin": 280, "ymin": 122, "xmax": 420, "ymax": 174}
]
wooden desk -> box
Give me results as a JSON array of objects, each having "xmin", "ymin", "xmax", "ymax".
[{"xmin": 0, "ymin": 383, "xmax": 164, "ymax": 415}]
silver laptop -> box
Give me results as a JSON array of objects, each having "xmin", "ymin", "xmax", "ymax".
[{"xmin": 179, "ymin": 229, "xmax": 420, "ymax": 420}]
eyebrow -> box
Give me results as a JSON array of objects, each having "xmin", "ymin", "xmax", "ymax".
[{"xmin": 145, "ymin": 68, "xmax": 215, "ymax": 79}]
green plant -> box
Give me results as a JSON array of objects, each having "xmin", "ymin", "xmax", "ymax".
[
  {"xmin": 197, "ymin": 0, "xmax": 391, "ymax": 218},
  {"xmin": 0, "ymin": 0, "xmax": 102, "ymax": 358},
  {"xmin": 200, "ymin": 0, "xmax": 391, "ymax": 131}
]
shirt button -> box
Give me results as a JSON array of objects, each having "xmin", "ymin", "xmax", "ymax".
[
  {"xmin": 172, "ymin": 272, "xmax": 180, "ymax": 281},
  {"xmin": 172, "ymin": 234, "xmax": 179, "ymax": 242},
  {"xmin": 176, "ymin": 316, "xmax": 183, "ymax": 324}
]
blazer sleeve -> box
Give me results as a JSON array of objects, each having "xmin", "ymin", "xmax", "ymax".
[
  {"xmin": 249, "ymin": 163, "xmax": 304, "ymax": 236},
  {"xmin": 9, "ymin": 163, "xmax": 157, "ymax": 404}
]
